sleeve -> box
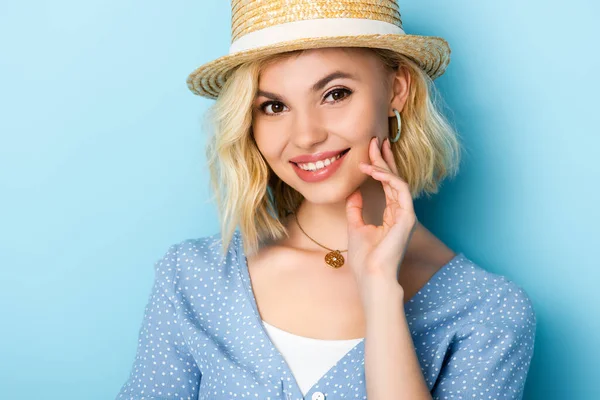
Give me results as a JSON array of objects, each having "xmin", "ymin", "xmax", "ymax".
[
  {"xmin": 115, "ymin": 243, "xmax": 202, "ymax": 400},
  {"xmin": 432, "ymin": 284, "xmax": 537, "ymax": 400}
]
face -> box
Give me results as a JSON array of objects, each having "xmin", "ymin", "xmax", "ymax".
[{"xmin": 251, "ymin": 47, "xmax": 409, "ymax": 205}]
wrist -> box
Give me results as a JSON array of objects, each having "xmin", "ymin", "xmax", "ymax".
[{"xmin": 358, "ymin": 273, "xmax": 404, "ymax": 307}]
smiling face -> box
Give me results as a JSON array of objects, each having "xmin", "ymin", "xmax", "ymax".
[{"xmin": 251, "ymin": 47, "xmax": 406, "ymax": 205}]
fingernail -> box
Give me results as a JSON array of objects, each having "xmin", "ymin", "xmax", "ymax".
[{"xmin": 384, "ymin": 137, "xmax": 390, "ymax": 148}]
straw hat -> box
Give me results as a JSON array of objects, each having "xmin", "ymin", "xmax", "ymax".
[{"xmin": 186, "ymin": 0, "xmax": 451, "ymax": 99}]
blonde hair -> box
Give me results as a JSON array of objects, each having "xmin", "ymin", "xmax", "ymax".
[{"xmin": 203, "ymin": 48, "xmax": 463, "ymax": 259}]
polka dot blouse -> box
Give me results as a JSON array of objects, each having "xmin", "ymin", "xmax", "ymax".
[{"xmin": 116, "ymin": 229, "xmax": 536, "ymax": 399}]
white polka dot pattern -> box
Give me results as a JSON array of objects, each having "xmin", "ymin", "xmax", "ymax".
[{"xmin": 116, "ymin": 230, "xmax": 536, "ymax": 399}]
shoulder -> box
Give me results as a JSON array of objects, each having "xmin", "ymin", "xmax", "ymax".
[
  {"xmin": 471, "ymin": 257, "xmax": 536, "ymax": 322},
  {"xmin": 152, "ymin": 230, "xmax": 243, "ymax": 287},
  {"xmin": 428, "ymin": 256, "xmax": 537, "ymax": 399},
  {"xmin": 413, "ymin": 253, "xmax": 537, "ymax": 334},
  {"xmin": 446, "ymin": 254, "xmax": 537, "ymax": 338}
]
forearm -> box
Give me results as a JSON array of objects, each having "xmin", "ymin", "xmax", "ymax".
[{"xmin": 361, "ymin": 276, "xmax": 432, "ymax": 400}]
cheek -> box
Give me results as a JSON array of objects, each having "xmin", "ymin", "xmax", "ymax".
[
  {"xmin": 329, "ymin": 117, "xmax": 382, "ymax": 148},
  {"xmin": 325, "ymin": 96, "xmax": 386, "ymax": 141},
  {"xmin": 252, "ymin": 123, "xmax": 286, "ymax": 164}
]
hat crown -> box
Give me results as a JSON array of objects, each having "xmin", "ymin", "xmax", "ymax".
[{"xmin": 230, "ymin": 0, "xmax": 403, "ymax": 43}]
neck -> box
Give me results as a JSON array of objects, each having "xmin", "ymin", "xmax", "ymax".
[{"xmin": 286, "ymin": 176, "xmax": 420, "ymax": 255}]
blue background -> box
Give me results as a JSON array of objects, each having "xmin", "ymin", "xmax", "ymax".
[{"xmin": 1, "ymin": 1, "xmax": 598, "ymax": 399}]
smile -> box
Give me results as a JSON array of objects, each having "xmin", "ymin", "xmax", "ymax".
[
  {"xmin": 295, "ymin": 150, "xmax": 347, "ymax": 171},
  {"xmin": 291, "ymin": 148, "xmax": 350, "ymax": 183}
]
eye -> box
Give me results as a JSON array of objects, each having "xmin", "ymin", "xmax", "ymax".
[
  {"xmin": 259, "ymin": 101, "xmax": 288, "ymax": 116},
  {"xmin": 324, "ymin": 88, "xmax": 353, "ymax": 103},
  {"xmin": 257, "ymin": 88, "xmax": 353, "ymax": 116}
]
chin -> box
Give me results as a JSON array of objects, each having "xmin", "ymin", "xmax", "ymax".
[{"xmin": 292, "ymin": 175, "xmax": 368, "ymax": 205}]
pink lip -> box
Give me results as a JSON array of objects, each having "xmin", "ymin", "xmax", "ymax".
[
  {"xmin": 291, "ymin": 149, "xmax": 350, "ymax": 183},
  {"xmin": 289, "ymin": 148, "xmax": 349, "ymax": 164}
]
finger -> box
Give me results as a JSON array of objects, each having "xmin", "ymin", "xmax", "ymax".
[
  {"xmin": 358, "ymin": 163, "xmax": 397, "ymax": 195},
  {"xmin": 367, "ymin": 169, "xmax": 414, "ymax": 213},
  {"xmin": 368, "ymin": 136, "xmax": 393, "ymax": 172},
  {"xmin": 359, "ymin": 162, "xmax": 400, "ymax": 176},
  {"xmin": 358, "ymin": 162, "xmax": 409, "ymax": 208},
  {"xmin": 381, "ymin": 138, "xmax": 399, "ymax": 175},
  {"xmin": 361, "ymin": 163, "xmax": 401, "ymax": 206},
  {"xmin": 345, "ymin": 189, "xmax": 365, "ymax": 229}
]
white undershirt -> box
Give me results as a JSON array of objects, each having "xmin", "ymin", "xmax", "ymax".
[{"xmin": 262, "ymin": 320, "xmax": 364, "ymax": 396}]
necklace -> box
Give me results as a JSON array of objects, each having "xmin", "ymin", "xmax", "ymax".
[{"xmin": 292, "ymin": 211, "xmax": 348, "ymax": 269}]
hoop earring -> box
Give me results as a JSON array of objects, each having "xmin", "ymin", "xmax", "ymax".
[{"xmin": 390, "ymin": 108, "xmax": 402, "ymax": 143}]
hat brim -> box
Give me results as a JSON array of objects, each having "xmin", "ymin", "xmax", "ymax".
[{"xmin": 186, "ymin": 34, "xmax": 450, "ymax": 99}]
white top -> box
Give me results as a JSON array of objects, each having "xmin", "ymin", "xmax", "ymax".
[{"xmin": 262, "ymin": 320, "xmax": 364, "ymax": 396}]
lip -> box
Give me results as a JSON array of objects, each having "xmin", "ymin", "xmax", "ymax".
[
  {"xmin": 289, "ymin": 148, "xmax": 349, "ymax": 164},
  {"xmin": 291, "ymin": 148, "xmax": 350, "ymax": 183}
]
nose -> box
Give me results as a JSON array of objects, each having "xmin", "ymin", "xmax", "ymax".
[{"xmin": 289, "ymin": 108, "xmax": 328, "ymax": 149}]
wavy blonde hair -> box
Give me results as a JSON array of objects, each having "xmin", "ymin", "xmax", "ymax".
[{"xmin": 202, "ymin": 48, "xmax": 463, "ymax": 259}]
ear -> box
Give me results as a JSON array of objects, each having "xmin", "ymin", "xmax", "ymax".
[{"xmin": 388, "ymin": 66, "xmax": 411, "ymax": 117}]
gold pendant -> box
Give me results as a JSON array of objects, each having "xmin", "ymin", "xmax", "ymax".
[{"xmin": 324, "ymin": 250, "xmax": 345, "ymax": 269}]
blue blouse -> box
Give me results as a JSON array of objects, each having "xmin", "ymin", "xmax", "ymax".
[{"xmin": 116, "ymin": 229, "xmax": 536, "ymax": 400}]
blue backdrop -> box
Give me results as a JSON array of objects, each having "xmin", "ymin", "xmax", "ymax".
[{"xmin": 0, "ymin": 1, "xmax": 597, "ymax": 399}]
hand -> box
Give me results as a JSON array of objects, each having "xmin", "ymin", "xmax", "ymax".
[{"xmin": 345, "ymin": 136, "xmax": 418, "ymax": 286}]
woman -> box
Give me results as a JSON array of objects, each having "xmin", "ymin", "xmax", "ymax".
[{"xmin": 117, "ymin": 1, "xmax": 536, "ymax": 399}]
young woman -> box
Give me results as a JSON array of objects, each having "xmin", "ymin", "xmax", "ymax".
[{"xmin": 117, "ymin": 1, "xmax": 536, "ymax": 399}]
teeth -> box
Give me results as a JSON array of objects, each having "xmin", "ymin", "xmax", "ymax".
[{"xmin": 297, "ymin": 152, "xmax": 344, "ymax": 171}]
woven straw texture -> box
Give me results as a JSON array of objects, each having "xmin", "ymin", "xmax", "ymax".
[{"xmin": 186, "ymin": 0, "xmax": 450, "ymax": 99}]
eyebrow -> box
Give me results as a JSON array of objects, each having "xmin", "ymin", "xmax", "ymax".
[{"xmin": 256, "ymin": 70, "xmax": 358, "ymax": 100}]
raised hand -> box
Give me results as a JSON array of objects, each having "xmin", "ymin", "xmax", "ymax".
[{"xmin": 345, "ymin": 136, "xmax": 418, "ymax": 287}]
